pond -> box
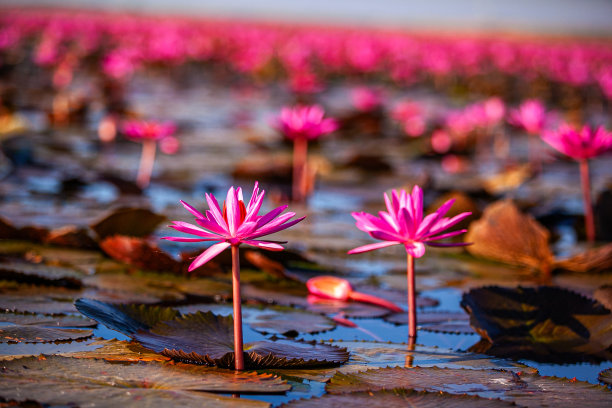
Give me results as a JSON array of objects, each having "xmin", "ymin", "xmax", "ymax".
[{"xmin": 0, "ymin": 8, "xmax": 612, "ymax": 408}]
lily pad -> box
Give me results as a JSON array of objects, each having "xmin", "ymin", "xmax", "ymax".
[
  {"xmin": 280, "ymin": 389, "xmax": 516, "ymax": 408},
  {"xmin": 63, "ymin": 339, "xmax": 172, "ymax": 362},
  {"xmin": 90, "ymin": 207, "xmax": 166, "ymax": 239},
  {"xmin": 554, "ymin": 243, "xmax": 612, "ymax": 273},
  {"xmin": 461, "ymin": 286, "xmax": 612, "ymax": 362},
  {"xmin": 599, "ymin": 368, "xmax": 612, "ymax": 386},
  {"xmin": 0, "ymin": 261, "xmax": 83, "ymax": 288},
  {"xmin": 0, "ymin": 325, "xmax": 93, "ymax": 343},
  {"xmin": 0, "ymin": 311, "xmax": 96, "ymax": 327},
  {"xmin": 465, "ymin": 200, "xmax": 554, "ymax": 274},
  {"xmin": 385, "ymin": 311, "xmax": 469, "ymax": 326},
  {"xmin": 99, "ymin": 235, "xmax": 182, "ymax": 273},
  {"xmin": 44, "ymin": 225, "xmax": 98, "ymax": 249},
  {"xmin": 0, "ymin": 356, "xmax": 281, "ymax": 407},
  {"xmin": 83, "ymin": 272, "xmax": 187, "ymax": 303},
  {"xmin": 0, "ymin": 285, "xmax": 82, "ymax": 314},
  {"xmin": 75, "ymin": 299, "xmax": 349, "ymax": 369}
]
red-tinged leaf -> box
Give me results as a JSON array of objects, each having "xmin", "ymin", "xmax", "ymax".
[{"xmin": 100, "ymin": 235, "xmax": 181, "ymax": 273}]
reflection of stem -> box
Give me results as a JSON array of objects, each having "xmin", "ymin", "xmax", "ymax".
[
  {"xmin": 232, "ymin": 245, "xmax": 245, "ymax": 370},
  {"xmin": 292, "ymin": 137, "xmax": 308, "ymax": 202},
  {"xmin": 579, "ymin": 159, "xmax": 595, "ymax": 243},
  {"xmin": 404, "ymin": 336, "xmax": 416, "ymax": 367},
  {"xmin": 407, "ymin": 254, "xmax": 417, "ymax": 340},
  {"xmin": 136, "ymin": 139, "xmax": 156, "ymax": 189}
]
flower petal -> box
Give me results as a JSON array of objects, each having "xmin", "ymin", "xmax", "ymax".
[
  {"xmin": 188, "ymin": 242, "xmax": 231, "ymax": 271},
  {"xmin": 348, "ymin": 241, "xmax": 399, "ymax": 254},
  {"xmin": 242, "ymin": 240, "xmax": 285, "ymax": 251},
  {"xmin": 180, "ymin": 200, "xmax": 206, "ymax": 219},
  {"xmin": 161, "ymin": 236, "xmax": 218, "ymax": 242},
  {"xmin": 405, "ymin": 241, "xmax": 426, "ymax": 258}
]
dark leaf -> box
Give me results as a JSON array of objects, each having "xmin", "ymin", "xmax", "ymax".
[
  {"xmin": 90, "ymin": 207, "xmax": 166, "ymax": 239},
  {"xmin": 385, "ymin": 311, "xmax": 472, "ymax": 334},
  {"xmin": 0, "ymin": 261, "xmax": 83, "ymax": 288},
  {"xmin": 44, "ymin": 225, "xmax": 98, "ymax": 249},
  {"xmin": 0, "ymin": 311, "xmax": 96, "ymax": 327},
  {"xmin": 466, "ymin": 200, "xmax": 554, "ymax": 274},
  {"xmin": 461, "ymin": 286, "xmax": 612, "ymax": 362},
  {"xmin": 0, "ymin": 324, "xmax": 92, "ymax": 343},
  {"xmin": 280, "ymin": 389, "xmax": 516, "ymax": 408},
  {"xmin": 599, "ymin": 368, "xmax": 612, "ymax": 386}
]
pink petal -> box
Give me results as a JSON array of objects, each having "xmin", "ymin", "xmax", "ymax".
[
  {"xmin": 197, "ymin": 215, "xmax": 229, "ymax": 236},
  {"xmin": 161, "ymin": 236, "xmax": 218, "ymax": 242},
  {"xmin": 256, "ymin": 205, "xmax": 288, "ymax": 229},
  {"xmin": 426, "ymin": 241, "xmax": 472, "ymax": 247},
  {"xmin": 405, "ymin": 241, "xmax": 426, "ymax": 258},
  {"xmin": 348, "ymin": 241, "xmax": 399, "ymax": 254},
  {"xmin": 188, "ymin": 242, "xmax": 231, "ymax": 271},
  {"xmin": 225, "ymin": 186, "xmax": 240, "ymax": 235},
  {"xmin": 425, "ymin": 229, "xmax": 468, "ymax": 242},
  {"xmin": 251, "ymin": 215, "xmax": 305, "ymax": 238},
  {"xmin": 169, "ymin": 221, "xmax": 221, "ymax": 239},
  {"xmin": 205, "ymin": 193, "xmax": 228, "ymax": 231},
  {"xmin": 242, "ymin": 240, "xmax": 285, "ymax": 251},
  {"xmin": 180, "ymin": 200, "xmax": 205, "ymax": 219}
]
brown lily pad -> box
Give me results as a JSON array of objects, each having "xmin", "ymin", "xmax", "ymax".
[
  {"xmin": 0, "ymin": 261, "xmax": 83, "ymax": 288},
  {"xmin": 99, "ymin": 235, "xmax": 182, "ymax": 273},
  {"xmin": 461, "ymin": 286, "xmax": 612, "ymax": 362},
  {"xmin": 385, "ymin": 311, "xmax": 472, "ymax": 334},
  {"xmin": 465, "ymin": 200, "xmax": 554, "ymax": 274},
  {"xmin": 63, "ymin": 339, "xmax": 172, "ymax": 362},
  {"xmin": 554, "ymin": 243, "xmax": 612, "ymax": 273},
  {"xmin": 599, "ymin": 368, "xmax": 612, "ymax": 386},
  {"xmin": 0, "ymin": 324, "xmax": 93, "ymax": 343},
  {"xmin": 90, "ymin": 207, "xmax": 166, "ymax": 239},
  {"xmin": 280, "ymin": 389, "xmax": 516, "ymax": 408},
  {"xmin": 44, "ymin": 225, "xmax": 98, "ymax": 249},
  {"xmin": 0, "ymin": 311, "xmax": 96, "ymax": 327}
]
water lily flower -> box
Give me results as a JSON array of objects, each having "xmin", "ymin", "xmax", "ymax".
[
  {"xmin": 273, "ymin": 105, "xmax": 338, "ymax": 202},
  {"xmin": 541, "ymin": 124, "xmax": 612, "ymax": 242},
  {"xmin": 351, "ymin": 86, "xmax": 384, "ymax": 112},
  {"xmin": 348, "ymin": 185, "xmax": 471, "ymax": 339},
  {"xmin": 122, "ymin": 119, "xmax": 177, "ymax": 188},
  {"xmin": 162, "ymin": 182, "xmax": 304, "ymax": 370},
  {"xmin": 508, "ymin": 99, "xmax": 547, "ymax": 135}
]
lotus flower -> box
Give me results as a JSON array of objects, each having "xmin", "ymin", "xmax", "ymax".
[
  {"xmin": 348, "ymin": 185, "xmax": 471, "ymax": 339},
  {"xmin": 541, "ymin": 124, "xmax": 612, "ymax": 242},
  {"xmin": 273, "ymin": 105, "xmax": 338, "ymax": 202},
  {"xmin": 508, "ymin": 99, "xmax": 547, "ymax": 135},
  {"xmin": 122, "ymin": 119, "xmax": 178, "ymax": 188},
  {"xmin": 163, "ymin": 182, "xmax": 304, "ymax": 370}
]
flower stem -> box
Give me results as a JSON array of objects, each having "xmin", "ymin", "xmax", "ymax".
[
  {"xmin": 292, "ymin": 137, "xmax": 308, "ymax": 202},
  {"xmin": 407, "ymin": 254, "xmax": 417, "ymax": 339},
  {"xmin": 579, "ymin": 159, "xmax": 595, "ymax": 243},
  {"xmin": 231, "ymin": 245, "xmax": 245, "ymax": 370},
  {"xmin": 136, "ymin": 139, "xmax": 157, "ymax": 189}
]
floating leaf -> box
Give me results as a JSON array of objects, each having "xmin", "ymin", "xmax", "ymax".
[
  {"xmin": 0, "ymin": 311, "xmax": 95, "ymax": 327},
  {"xmin": 99, "ymin": 235, "xmax": 182, "ymax": 272},
  {"xmin": 461, "ymin": 286, "xmax": 612, "ymax": 362},
  {"xmin": 90, "ymin": 207, "xmax": 166, "ymax": 239},
  {"xmin": 0, "ymin": 324, "xmax": 92, "ymax": 343},
  {"xmin": 280, "ymin": 389, "xmax": 516, "ymax": 408},
  {"xmin": 0, "ymin": 285, "xmax": 82, "ymax": 314},
  {"xmin": 0, "ymin": 261, "xmax": 83, "ymax": 288},
  {"xmin": 554, "ymin": 243, "xmax": 612, "ymax": 273},
  {"xmin": 465, "ymin": 200, "xmax": 554, "ymax": 273},
  {"xmin": 83, "ymin": 273, "xmax": 186, "ymax": 303},
  {"xmin": 76, "ymin": 299, "xmax": 349, "ymax": 369},
  {"xmin": 63, "ymin": 339, "xmax": 172, "ymax": 362},
  {"xmin": 385, "ymin": 311, "xmax": 469, "ymax": 325},
  {"xmin": 481, "ymin": 164, "xmax": 532, "ymax": 195},
  {"xmin": 0, "ymin": 356, "xmax": 280, "ymax": 407},
  {"xmin": 599, "ymin": 368, "xmax": 612, "ymax": 386},
  {"xmin": 44, "ymin": 225, "xmax": 98, "ymax": 249}
]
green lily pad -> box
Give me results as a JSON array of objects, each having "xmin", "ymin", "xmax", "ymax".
[
  {"xmin": 0, "ymin": 325, "xmax": 93, "ymax": 343},
  {"xmin": 0, "ymin": 261, "xmax": 83, "ymax": 288},
  {"xmin": 0, "ymin": 311, "xmax": 96, "ymax": 327},
  {"xmin": 75, "ymin": 299, "xmax": 349, "ymax": 369},
  {"xmin": 461, "ymin": 286, "xmax": 612, "ymax": 362},
  {"xmin": 0, "ymin": 356, "xmax": 281, "ymax": 407},
  {"xmin": 599, "ymin": 368, "xmax": 612, "ymax": 386},
  {"xmin": 179, "ymin": 304, "xmax": 336, "ymax": 336},
  {"xmin": 279, "ymin": 389, "xmax": 516, "ymax": 408},
  {"xmin": 90, "ymin": 207, "xmax": 166, "ymax": 239}
]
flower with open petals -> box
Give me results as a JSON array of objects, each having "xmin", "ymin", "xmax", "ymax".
[
  {"xmin": 541, "ymin": 124, "xmax": 612, "ymax": 161},
  {"xmin": 163, "ymin": 182, "xmax": 305, "ymax": 271},
  {"xmin": 123, "ymin": 120, "xmax": 176, "ymax": 142},
  {"xmin": 274, "ymin": 105, "xmax": 338, "ymax": 141},
  {"xmin": 348, "ymin": 186, "xmax": 471, "ymax": 258},
  {"xmin": 508, "ymin": 99, "xmax": 547, "ymax": 135}
]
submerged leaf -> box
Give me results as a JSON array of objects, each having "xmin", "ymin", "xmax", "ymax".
[
  {"xmin": 90, "ymin": 207, "xmax": 166, "ymax": 239},
  {"xmin": 465, "ymin": 200, "xmax": 554, "ymax": 274},
  {"xmin": 0, "ymin": 325, "xmax": 92, "ymax": 343},
  {"xmin": 461, "ymin": 286, "xmax": 612, "ymax": 362},
  {"xmin": 0, "ymin": 356, "xmax": 281, "ymax": 407},
  {"xmin": 280, "ymin": 389, "xmax": 516, "ymax": 408},
  {"xmin": 75, "ymin": 299, "xmax": 349, "ymax": 369}
]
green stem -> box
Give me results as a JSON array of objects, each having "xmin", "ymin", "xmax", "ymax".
[{"xmin": 231, "ymin": 245, "xmax": 245, "ymax": 370}]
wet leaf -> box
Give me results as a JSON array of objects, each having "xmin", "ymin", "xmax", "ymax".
[
  {"xmin": 0, "ymin": 356, "xmax": 281, "ymax": 407},
  {"xmin": 75, "ymin": 299, "xmax": 349, "ymax": 369},
  {"xmin": 326, "ymin": 366, "xmax": 522, "ymax": 395},
  {"xmin": 599, "ymin": 368, "xmax": 612, "ymax": 386},
  {"xmin": 594, "ymin": 286, "xmax": 612, "ymax": 311},
  {"xmin": 280, "ymin": 389, "xmax": 516, "ymax": 408},
  {"xmin": 63, "ymin": 339, "xmax": 172, "ymax": 362},
  {"xmin": 0, "ymin": 311, "xmax": 96, "ymax": 327},
  {"xmin": 554, "ymin": 243, "xmax": 612, "ymax": 273},
  {"xmin": 99, "ymin": 235, "xmax": 182, "ymax": 272},
  {"xmin": 0, "ymin": 285, "xmax": 82, "ymax": 314},
  {"xmin": 0, "ymin": 261, "xmax": 83, "ymax": 288},
  {"xmin": 461, "ymin": 286, "xmax": 612, "ymax": 362},
  {"xmin": 90, "ymin": 207, "xmax": 166, "ymax": 239},
  {"xmin": 44, "ymin": 225, "xmax": 98, "ymax": 249},
  {"xmin": 385, "ymin": 311, "xmax": 473, "ymax": 334},
  {"xmin": 0, "ymin": 325, "xmax": 92, "ymax": 343},
  {"xmin": 481, "ymin": 164, "xmax": 532, "ymax": 195},
  {"xmin": 84, "ymin": 272, "xmax": 186, "ymax": 303},
  {"xmin": 465, "ymin": 200, "xmax": 554, "ymax": 273}
]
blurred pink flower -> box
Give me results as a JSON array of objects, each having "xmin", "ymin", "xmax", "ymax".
[
  {"xmin": 274, "ymin": 105, "xmax": 338, "ymax": 141},
  {"xmin": 541, "ymin": 124, "xmax": 612, "ymax": 160},
  {"xmin": 392, "ymin": 100, "xmax": 426, "ymax": 137},
  {"xmin": 348, "ymin": 185, "xmax": 471, "ymax": 258},
  {"xmin": 163, "ymin": 182, "xmax": 305, "ymax": 271},
  {"xmin": 123, "ymin": 120, "xmax": 176, "ymax": 142},
  {"xmin": 508, "ymin": 99, "xmax": 547, "ymax": 135},
  {"xmin": 351, "ymin": 87, "xmax": 383, "ymax": 112}
]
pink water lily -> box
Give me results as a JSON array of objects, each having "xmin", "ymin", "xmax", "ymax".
[
  {"xmin": 508, "ymin": 99, "xmax": 547, "ymax": 135},
  {"xmin": 163, "ymin": 182, "xmax": 304, "ymax": 370},
  {"xmin": 541, "ymin": 124, "xmax": 612, "ymax": 242},
  {"xmin": 348, "ymin": 185, "xmax": 471, "ymax": 339}
]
